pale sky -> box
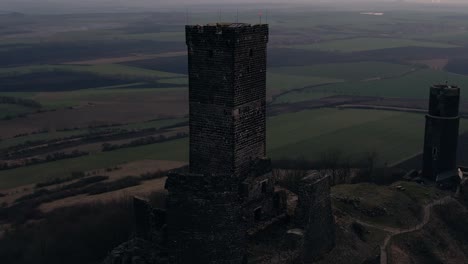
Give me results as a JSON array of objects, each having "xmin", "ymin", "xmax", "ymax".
[{"xmin": 1, "ymin": 0, "xmax": 466, "ymax": 14}]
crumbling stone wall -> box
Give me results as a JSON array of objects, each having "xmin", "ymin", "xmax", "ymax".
[
  {"xmin": 458, "ymin": 177, "xmax": 468, "ymax": 205},
  {"xmin": 104, "ymin": 198, "xmax": 168, "ymax": 264},
  {"xmin": 296, "ymin": 173, "xmax": 335, "ymax": 262},
  {"xmin": 240, "ymin": 158, "xmax": 287, "ymax": 228},
  {"xmin": 165, "ymin": 173, "xmax": 247, "ymax": 264},
  {"xmin": 132, "ymin": 197, "xmax": 166, "ymax": 243}
]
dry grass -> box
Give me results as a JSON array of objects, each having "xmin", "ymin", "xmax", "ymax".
[
  {"xmin": 89, "ymin": 159, "xmax": 186, "ymax": 180},
  {"xmin": 38, "ymin": 177, "xmax": 168, "ymax": 213},
  {"xmin": 0, "ymin": 184, "xmax": 35, "ymax": 207},
  {"xmin": 389, "ymin": 245, "xmax": 413, "ymax": 264},
  {"xmin": 0, "ymin": 89, "xmax": 188, "ymax": 138},
  {"xmin": 55, "ymin": 127, "xmax": 188, "ymax": 156},
  {"xmin": 388, "ymin": 200, "xmax": 468, "ymax": 264},
  {"xmin": 0, "ymin": 159, "xmax": 185, "ymax": 208}
]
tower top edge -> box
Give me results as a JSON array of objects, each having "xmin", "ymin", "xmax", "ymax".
[
  {"xmin": 185, "ymin": 23, "xmax": 268, "ymax": 33},
  {"xmin": 186, "ymin": 23, "xmax": 267, "ymax": 28},
  {"xmin": 431, "ymin": 84, "xmax": 460, "ymax": 90}
]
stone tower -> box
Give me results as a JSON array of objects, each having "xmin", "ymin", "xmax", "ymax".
[
  {"xmin": 166, "ymin": 23, "xmax": 285, "ymax": 264},
  {"xmin": 297, "ymin": 173, "xmax": 335, "ymax": 262},
  {"xmin": 186, "ymin": 23, "xmax": 268, "ymax": 178},
  {"xmin": 422, "ymin": 84, "xmax": 461, "ymax": 182}
]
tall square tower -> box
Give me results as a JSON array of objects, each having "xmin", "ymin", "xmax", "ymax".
[
  {"xmin": 165, "ymin": 24, "xmax": 286, "ymax": 263},
  {"xmin": 186, "ymin": 23, "xmax": 269, "ymax": 178}
]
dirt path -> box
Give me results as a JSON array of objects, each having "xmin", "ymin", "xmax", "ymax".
[{"xmin": 355, "ymin": 196, "xmax": 453, "ymax": 264}]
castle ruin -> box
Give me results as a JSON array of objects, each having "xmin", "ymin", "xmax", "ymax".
[
  {"xmin": 104, "ymin": 23, "xmax": 336, "ymax": 264},
  {"xmin": 165, "ymin": 23, "xmax": 288, "ymax": 263}
]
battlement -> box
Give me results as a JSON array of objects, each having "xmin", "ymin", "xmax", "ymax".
[
  {"xmin": 430, "ymin": 84, "xmax": 460, "ymax": 96},
  {"xmin": 186, "ymin": 23, "xmax": 268, "ymax": 45},
  {"xmin": 429, "ymin": 84, "xmax": 460, "ymax": 117}
]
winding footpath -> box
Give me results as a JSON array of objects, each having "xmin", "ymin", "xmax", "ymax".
[{"xmin": 355, "ymin": 196, "xmax": 454, "ymax": 264}]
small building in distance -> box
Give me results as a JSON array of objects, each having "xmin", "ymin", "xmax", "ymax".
[{"xmin": 422, "ymin": 84, "xmax": 461, "ymax": 186}]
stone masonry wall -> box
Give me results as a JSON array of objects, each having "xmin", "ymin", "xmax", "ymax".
[
  {"xmin": 297, "ymin": 173, "xmax": 335, "ymax": 263},
  {"xmin": 165, "ymin": 173, "xmax": 247, "ymax": 264},
  {"xmin": 186, "ymin": 24, "xmax": 268, "ymax": 178}
]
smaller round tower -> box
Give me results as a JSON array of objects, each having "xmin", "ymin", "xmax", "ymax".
[{"xmin": 422, "ymin": 84, "xmax": 461, "ymax": 182}]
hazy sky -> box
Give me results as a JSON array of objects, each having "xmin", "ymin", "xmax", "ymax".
[
  {"xmin": 1, "ymin": 0, "xmax": 467, "ymax": 14},
  {"xmin": 0, "ymin": 0, "xmax": 326, "ymax": 14}
]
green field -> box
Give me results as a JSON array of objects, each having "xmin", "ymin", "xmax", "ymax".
[
  {"xmin": 0, "ymin": 64, "xmax": 185, "ymax": 79},
  {"xmin": 0, "ymin": 104, "xmax": 35, "ymax": 119},
  {"xmin": 268, "ymin": 61, "xmax": 418, "ymax": 101},
  {"xmin": 0, "ymin": 117, "xmax": 187, "ymax": 150},
  {"xmin": 274, "ymin": 69, "xmax": 468, "ymax": 103},
  {"xmin": 4, "ymin": 108, "xmax": 468, "ymax": 189},
  {"xmin": 0, "ymin": 64, "xmax": 187, "ymax": 109},
  {"xmin": 269, "ymin": 62, "xmax": 416, "ymax": 81},
  {"xmin": 0, "ymin": 30, "xmax": 186, "ymax": 45},
  {"xmin": 0, "ymin": 87, "xmax": 187, "ymax": 109},
  {"xmin": 267, "ymin": 109, "xmax": 423, "ymax": 162},
  {"xmin": 285, "ymin": 38, "xmax": 459, "ymax": 52},
  {"xmin": 267, "ymin": 108, "xmax": 468, "ymax": 163},
  {"xmin": 267, "ymin": 72, "xmax": 342, "ymax": 97},
  {"xmin": 0, "ymin": 137, "xmax": 188, "ymax": 189}
]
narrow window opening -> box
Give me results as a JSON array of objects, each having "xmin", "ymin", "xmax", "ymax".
[
  {"xmin": 249, "ymin": 48, "xmax": 253, "ymax": 57},
  {"xmin": 274, "ymin": 194, "xmax": 280, "ymax": 209},
  {"xmin": 261, "ymin": 180, "xmax": 267, "ymax": 193},
  {"xmin": 254, "ymin": 207, "xmax": 262, "ymax": 222},
  {"xmin": 432, "ymin": 147, "xmax": 439, "ymax": 160},
  {"xmin": 240, "ymin": 183, "xmax": 249, "ymax": 198},
  {"xmin": 208, "ymin": 50, "xmax": 214, "ymax": 57}
]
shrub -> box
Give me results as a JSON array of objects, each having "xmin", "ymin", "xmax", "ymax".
[
  {"xmin": 62, "ymin": 176, "xmax": 109, "ymax": 190},
  {"xmin": 275, "ymin": 169, "xmax": 308, "ymax": 194},
  {"xmin": 86, "ymin": 176, "xmax": 141, "ymax": 195},
  {"xmin": 0, "ymin": 200, "xmax": 133, "ymax": 264},
  {"xmin": 35, "ymin": 171, "xmax": 87, "ymax": 188},
  {"xmin": 15, "ymin": 189, "xmax": 52, "ymax": 203}
]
